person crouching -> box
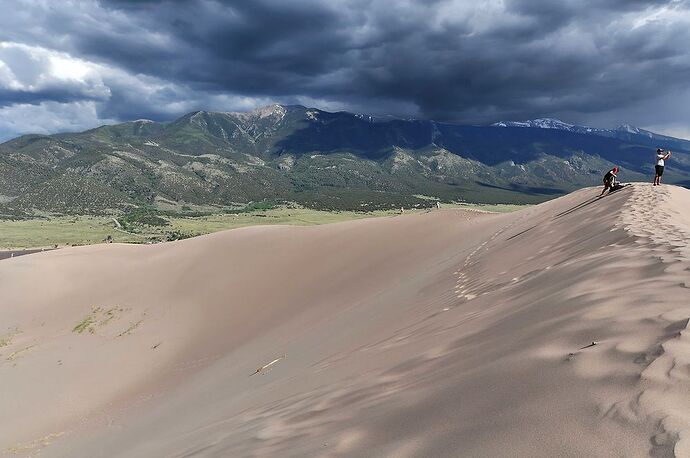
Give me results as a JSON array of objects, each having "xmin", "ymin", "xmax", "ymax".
[{"xmin": 600, "ymin": 166, "xmax": 619, "ymax": 196}]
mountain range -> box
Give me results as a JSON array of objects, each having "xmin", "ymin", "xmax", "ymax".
[{"xmin": 1, "ymin": 104, "xmax": 689, "ymax": 216}]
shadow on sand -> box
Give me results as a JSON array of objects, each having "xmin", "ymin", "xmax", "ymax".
[{"xmin": 553, "ymin": 185, "xmax": 631, "ymax": 220}]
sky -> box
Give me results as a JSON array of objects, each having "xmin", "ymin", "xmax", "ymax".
[{"xmin": 0, "ymin": 0, "xmax": 689, "ymax": 141}]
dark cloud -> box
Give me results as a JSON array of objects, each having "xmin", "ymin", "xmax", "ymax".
[{"xmin": 1, "ymin": 0, "xmax": 690, "ymax": 140}]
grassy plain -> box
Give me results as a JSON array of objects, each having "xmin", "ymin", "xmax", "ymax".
[{"xmin": 0, "ymin": 203, "xmax": 526, "ymax": 249}]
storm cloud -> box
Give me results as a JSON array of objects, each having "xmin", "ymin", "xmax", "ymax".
[{"xmin": 1, "ymin": 0, "xmax": 689, "ymax": 140}]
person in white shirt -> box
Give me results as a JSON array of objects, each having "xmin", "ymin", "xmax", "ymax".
[{"xmin": 654, "ymin": 148, "xmax": 671, "ymax": 186}]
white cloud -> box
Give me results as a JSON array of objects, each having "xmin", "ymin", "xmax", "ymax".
[
  {"xmin": 645, "ymin": 124, "xmax": 690, "ymax": 141},
  {"xmin": 0, "ymin": 101, "xmax": 114, "ymax": 139},
  {"xmin": 0, "ymin": 41, "xmax": 110, "ymax": 100},
  {"xmin": 0, "ymin": 40, "xmax": 277, "ymax": 139}
]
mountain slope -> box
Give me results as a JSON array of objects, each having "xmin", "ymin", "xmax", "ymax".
[
  {"xmin": 493, "ymin": 117, "xmax": 690, "ymax": 157},
  {"xmin": 1, "ymin": 105, "xmax": 689, "ymax": 215},
  {"xmin": 2, "ymin": 184, "xmax": 690, "ymax": 456}
]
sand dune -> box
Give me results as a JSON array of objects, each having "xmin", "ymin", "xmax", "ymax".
[{"xmin": 2, "ymin": 183, "xmax": 690, "ymax": 457}]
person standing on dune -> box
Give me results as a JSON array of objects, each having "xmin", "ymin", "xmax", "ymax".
[{"xmin": 654, "ymin": 148, "xmax": 671, "ymax": 186}]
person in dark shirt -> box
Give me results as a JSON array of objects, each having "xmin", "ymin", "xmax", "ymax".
[{"xmin": 600, "ymin": 166, "xmax": 619, "ymax": 196}]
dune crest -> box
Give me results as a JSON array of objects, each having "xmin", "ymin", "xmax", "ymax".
[{"xmin": 1, "ymin": 183, "xmax": 690, "ymax": 457}]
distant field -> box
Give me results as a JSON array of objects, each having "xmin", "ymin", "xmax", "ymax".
[
  {"xmin": 447, "ymin": 203, "xmax": 527, "ymax": 213},
  {"xmin": 0, "ymin": 203, "xmax": 526, "ymax": 249}
]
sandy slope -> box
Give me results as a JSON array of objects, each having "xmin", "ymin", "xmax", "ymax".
[{"xmin": 1, "ymin": 183, "xmax": 690, "ymax": 457}]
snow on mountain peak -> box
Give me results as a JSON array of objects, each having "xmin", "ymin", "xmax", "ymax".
[
  {"xmin": 531, "ymin": 118, "xmax": 575, "ymax": 129},
  {"xmin": 255, "ymin": 104, "xmax": 287, "ymax": 120},
  {"xmin": 492, "ymin": 118, "xmax": 575, "ymax": 130},
  {"xmin": 354, "ymin": 113, "xmax": 402, "ymax": 123},
  {"xmin": 616, "ymin": 124, "xmax": 655, "ymax": 138},
  {"xmin": 230, "ymin": 104, "xmax": 288, "ymax": 122},
  {"xmin": 617, "ymin": 124, "xmax": 641, "ymax": 134},
  {"xmin": 492, "ymin": 118, "xmax": 672, "ymax": 142}
]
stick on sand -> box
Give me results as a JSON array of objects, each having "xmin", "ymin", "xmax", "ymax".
[{"xmin": 250, "ymin": 355, "xmax": 286, "ymax": 376}]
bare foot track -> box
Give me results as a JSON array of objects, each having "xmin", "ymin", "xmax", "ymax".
[{"xmin": 1, "ymin": 183, "xmax": 689, "ymax": 457}]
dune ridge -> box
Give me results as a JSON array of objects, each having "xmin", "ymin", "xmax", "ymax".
[{"xmin": 1, "ymin": 183, "xmax": 690, "ymax": 457}]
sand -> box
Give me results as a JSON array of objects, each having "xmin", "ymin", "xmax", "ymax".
[{"xmin": 1, "ymin": 183, "xmax": 689, "ymax": 457}]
